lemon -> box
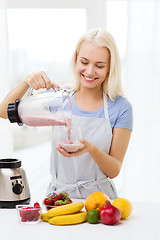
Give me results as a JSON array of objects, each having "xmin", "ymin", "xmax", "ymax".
[
  {"xmin": 112, "ymin": 198, "xmax": 132, "ymax": 219},
  {"xmin": 86, "ymin": 209, "xmax": 100, "ymax": 224}
]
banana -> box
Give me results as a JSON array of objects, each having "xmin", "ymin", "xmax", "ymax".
[
  {"xmin": 41, "ymin": 213, "xmax": 50, "ymax": 222},
  {"xmin": 41, "ymin": 201, "xmax": 84, "ymax": 221},
  {"xmin": 48, "ymin": 211, "xmax": 87, "ymax": 225},
  {"xmin": 47, "ymin": 201, "xmax": 84, "ymax": 218}
]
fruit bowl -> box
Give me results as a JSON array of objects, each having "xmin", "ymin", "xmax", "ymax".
[
  {"xmin": 43, "ymin": 202, "xmax": 73, "ymax": 211},
  {"xmin": 44, "ymin": 204, "xmax": 58, "ymax": 211},
  {"xmin": 43, "ymin": 192, "xmax": 72, "ymax": 211},
  {"xmin": 16, "ymin": 205, "xmax": 42, "ymax": 224}
]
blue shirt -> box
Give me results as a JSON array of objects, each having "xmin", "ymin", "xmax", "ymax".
[
  {"xmin": 66, "ymin": 93, "xmax": 133, "ymax": 130},
  {"xmin": 33, "ymin": 88, "xmax": 133, "ymax": 131}
]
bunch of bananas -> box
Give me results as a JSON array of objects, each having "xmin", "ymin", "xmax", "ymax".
[{"xmin": 41, "ymin": 201, "xmax": 87, "ymax": 225}]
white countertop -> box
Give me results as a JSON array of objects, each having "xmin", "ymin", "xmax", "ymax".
[{"xmin": 0, "ymin": 200, "xmax": 160, "ymax": 240}]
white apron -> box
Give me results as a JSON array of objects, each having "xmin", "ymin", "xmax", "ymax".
[{"xmin": 47, "ymin": 92, "xmax": 118, "ymax": 199}]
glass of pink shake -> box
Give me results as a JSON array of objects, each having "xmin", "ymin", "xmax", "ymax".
[{"xmin": 57, "ymin": 126, "xmax": 84, "ymax": 153}]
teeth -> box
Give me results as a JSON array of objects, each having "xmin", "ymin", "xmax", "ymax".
[{"xmin": 84, "ymin": 76, "xmax": 94, "ymax": 81}]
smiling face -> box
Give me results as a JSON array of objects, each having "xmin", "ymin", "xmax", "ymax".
[{"xmin": 76, "ymin": 41, "xmax": 110, "ymax": 91}]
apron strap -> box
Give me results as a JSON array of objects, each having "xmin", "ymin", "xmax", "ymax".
[{"xmin": 49, "ymin": 177, "xmax": 116, "ymax": 199}]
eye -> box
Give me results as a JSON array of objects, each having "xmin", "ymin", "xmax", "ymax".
[
  {"xmin": 81, "ymin": 61, "xmax": 88, "ymax": 65},
  {"xmin": 96, "ymin": 65, "xmax": 104, "ymax": 68}
]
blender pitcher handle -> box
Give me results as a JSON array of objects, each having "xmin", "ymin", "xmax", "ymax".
[
  {"xmin": 28, "ymin": 82, "xmax": 61, "ymax": 96},
  {"xmin": 61, "ymin": 89, "xmax": 72, "ymax": 113},
  {"xmin": 61, "ymin": 90, "xmax": 72, "ymax": 127},
  {"xmin": 28, "ymin": 87, "xmax": 44, "ymax": 96},
  {"xmin": 28, "ymin": 87, "xmax": 34, "ymax": 96}
]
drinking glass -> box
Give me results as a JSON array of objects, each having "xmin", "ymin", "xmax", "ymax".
[{"xmin": 57, "ymin": 126, "xmax": 83, "ymax": 153}]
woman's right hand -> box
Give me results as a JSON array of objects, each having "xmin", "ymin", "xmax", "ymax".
[
  {"xmin": 23, "ymin": 71, "xmax": 60, "ymax": 91},
  {"xmin": 1, "ymin": 71, "xmax": 60, "ymax": 119}
]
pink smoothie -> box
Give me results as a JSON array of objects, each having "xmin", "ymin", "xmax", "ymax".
[
  {"xmin": 59, "ymin": 121, "xmax": 83, "ymax": 152},
  {"xmin": 59, "ymin": 142, "xmax": 83, "ymax": 152},
  {"xmin": 20, "ymin": 115, "xmax": 71, "ymax": 127}
]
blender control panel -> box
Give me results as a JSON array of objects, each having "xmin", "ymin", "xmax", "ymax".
[{"xmin": 10, "ymin": 175, "xmax": 24, "ymax": 195}]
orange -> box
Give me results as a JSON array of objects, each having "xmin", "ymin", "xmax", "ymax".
[
  {"xmin": 112, "ymin": 198, "xmax": 133, "ymax": 219},
  {"xmin": 85, "ymin": 192, "xmax": 110, "ymax": 212}
]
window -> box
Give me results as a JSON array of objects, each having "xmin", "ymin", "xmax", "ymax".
[
  {"xmin": 8, "ymin": 9, "xmax": 87, "ymax": 88},
  {"xmin": 7, "ymin": 0, "xmax": 128, "ymax": 199},
  {"xmin": 7, "ymin": 8, "xmax": 87, "ymax": 150},
  {"xmin": 106, "ymin": 0, "xmax": 128, "ymax": 91},
  {"xmin": 7, "ymin": 1, "xmax": 128, "ymax": 152}
]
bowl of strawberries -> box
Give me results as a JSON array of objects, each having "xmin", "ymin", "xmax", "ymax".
[
  {"xmin": 16, "ymin": 202, "xmax": 42, "ymax": 224},
  {"xmin": 43, "ymin": 192, "xmax": 72, "ymax": 210}
]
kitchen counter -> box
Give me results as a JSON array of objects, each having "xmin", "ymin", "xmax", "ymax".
[{"xmin": 0, "ymin": 200, "xmax": 159, "ymax": 240}]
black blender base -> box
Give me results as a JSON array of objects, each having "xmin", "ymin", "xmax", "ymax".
[{"xmin": 0, "ymin": 197, "xmax": 30, "ymax": 208}]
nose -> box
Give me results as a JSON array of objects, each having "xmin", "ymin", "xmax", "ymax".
[{"xmin": 86, "ymin": 64, "xmax": 95, "ymax": 76}]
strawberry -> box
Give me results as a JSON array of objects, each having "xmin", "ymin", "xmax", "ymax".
[
  {"xmin": 19, "ymin": 209, "xmax": 25, "ymax": 218},
  {"xmin": 57, "ymin": 192, "xmax": 69, "ymax": 200},
  {"xmin": 54, "ymin": 200, "xmax": 65, "ymax": 206},
  {"xmin": 54, "ymin": 198, "xmax": 72, "ymax": 206},
  {"xmin": 43, "ymin": 192, "xmax": 71, "ymax": 207},
  {"xmin": 50, "ymin": 195, "xmax": 59, "ymax": 203},
  {"xmin": 43, "ymin": 198, "xmax": 54, "ymax": 206},
  {"xmin": 33, "ymin": 211, "xmax": 40, "ymax": 221},
  {"xmin": 68, "ymin": 198, "xmax": 72, "ymax": 203},
  {"xmin": 49, "ymin": 194, "xmax": 57, "ymax": 198},
  {"xmin": 19, "ymin": 205, "xmax": 41, "ymax": 222},
  {"xmin": 21, "ymin": 217, "xmax": 27, "ymax": 222},
  {"xmin": 34, "ymin": 202, "xmax": 40, "ymax": 208},
  {"xmin": 43, "ymin": 194, "xmax": 59, "ymax": 206}
]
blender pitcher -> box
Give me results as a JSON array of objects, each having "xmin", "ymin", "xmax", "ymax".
[{"xmin": 7, "ymin": 89, "xmax": 72, "ymax": 127}]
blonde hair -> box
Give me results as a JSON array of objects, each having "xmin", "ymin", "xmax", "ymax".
[{"xmin": 70, "ymin": 28, "xmax": 124, "ymax": 101}]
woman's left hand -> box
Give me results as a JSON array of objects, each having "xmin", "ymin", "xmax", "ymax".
[{"xmin": 56, "ymin": 139, "xmax": 95, "ymax": 158}]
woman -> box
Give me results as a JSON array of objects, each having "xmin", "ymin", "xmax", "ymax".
[{"xmin": 0, "ymin": 29, "xmax": 133, "ymax": 199}]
